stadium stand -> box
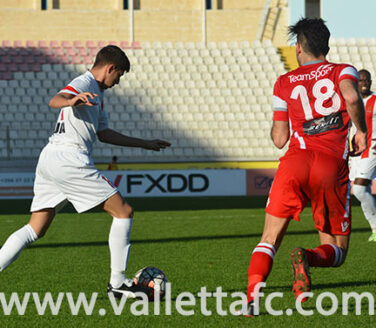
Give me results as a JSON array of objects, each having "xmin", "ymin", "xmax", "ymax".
[{"xmin": 0, "ymin": 40, "xmax": 289, "ymax": 167}]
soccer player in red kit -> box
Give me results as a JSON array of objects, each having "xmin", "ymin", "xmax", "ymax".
[{"xmin": 244, "ymin": 18, "xmax": 367, "ymax": 316}]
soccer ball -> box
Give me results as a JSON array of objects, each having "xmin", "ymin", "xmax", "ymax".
[{"xmin": 133, "ymin": 266, "xmax": 168, "ymax": 300}]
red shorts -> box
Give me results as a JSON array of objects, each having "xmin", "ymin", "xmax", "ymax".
[{"xmin": 266, "ymin": 148, "xmax": 351, "ymax": 236}]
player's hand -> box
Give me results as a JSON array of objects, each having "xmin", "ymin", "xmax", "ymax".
[
  {"xmin": 143, "ymin": 139, "xmax": 171, "ymax": 151},
  {"xmin": 349, "ymin": 131, "xmax": 367, "ymax": 156},
  {"xmin": 68, "ymin": 92, "xmax": 98, "ymax": 107}
]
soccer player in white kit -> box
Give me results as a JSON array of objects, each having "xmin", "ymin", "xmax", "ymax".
[
  {"xmin": 0, "ymin": 45, "xmax": 171, "ymax": 298},
  {"xmin": 351, "ymin": 69, "xmax": 376, "ymax": 241}
]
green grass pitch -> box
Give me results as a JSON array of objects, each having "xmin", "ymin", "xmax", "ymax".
[{"xmin": 0, "ymin": 197, "xmax": 375, "ymax": 327}]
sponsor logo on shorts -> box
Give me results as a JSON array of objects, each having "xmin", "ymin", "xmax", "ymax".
[
  {"xmin": 341, "ymin": 221, "xmax": 349, "ymax": 232},
  {"xmin": 303, "ymin": 112, "xmax": 344, "ymax": 136}
]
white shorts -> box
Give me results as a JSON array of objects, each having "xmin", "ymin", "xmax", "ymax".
[
  {"xmin": 30, "ymin": 143, "xmax": 118, "ymax": 213},
  {"xmin": 349, "ymin": 145, "xmax": 376, "ymax": 181}
]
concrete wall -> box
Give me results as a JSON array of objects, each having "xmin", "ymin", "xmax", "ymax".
[
  {"xmin": 222, "ymin": 0, "xmax": 265, "ymax": 9},
  {"xmin": 58, "ymin": 0, "xmax": 120, "ymax": 10},
  {"xmin": 135, "ymin": 10, "xmax": 203, "ymax": 42},
  {"xmin": 1, "ymin": 10, "xmax": 131, "ymax": 41},
  {"xmin": 140, "ymin": 0, "xmax": 203, "ymax": 10},
  {"xmin": 0, "ymin": 0, "xmax": 290, "ymax": 45},
  {"xmin": 0, "ymin": 0, "xmax": 37, "ymax": 9},
  {"xmin": 207, "ymin": 10, "xmax": 262, "ymax": 42}
]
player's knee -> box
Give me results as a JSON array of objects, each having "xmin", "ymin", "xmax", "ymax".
[
  {"xmin": 122, "ymin": 203, "xmax": 134, "ymax": 218},
  {"xmin": 353, "ymin": 184, "xmax": 367, "ymax": 201}
]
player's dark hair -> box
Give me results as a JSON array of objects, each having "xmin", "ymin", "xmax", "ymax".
[
  {"xmin": 93, "ymin": 45, "xmax": 130, "ymax": 72},
  {"xmin": 358, "ymin": 69, "xmax": 371, "ymax": 81},
  {"xmin": 288, "ymin": 18, "xmax": 330, "ymax": 57}
]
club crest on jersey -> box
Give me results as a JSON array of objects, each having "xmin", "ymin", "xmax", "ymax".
[
  {"xmin": 303, "ymin": 112, "xmax": 343, "ymax": 135},
  {"xmin": 289, "ymin": 64, "xmax": 334, "ymax": 83}
]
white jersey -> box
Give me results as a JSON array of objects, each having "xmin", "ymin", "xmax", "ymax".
[
  {"xmin": 48, "ymin": 71, "xmax": 108, "ymax": 155},
  {"xmin": 349, "ymin": 92, "xmax": 376, "ymax": 181}
]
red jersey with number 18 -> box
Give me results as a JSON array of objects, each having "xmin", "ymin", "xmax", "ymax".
[{"xmin": 273, "ymin": 61, "xmax": 358, "ymax": 159}]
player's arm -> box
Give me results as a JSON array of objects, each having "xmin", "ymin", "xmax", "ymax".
[
  {"xmin": 97, "ymin": 128, "xmax": 171, "ymax": 151},
  {"xmin": 339, "ymin": 79, "xmax": 367, "ymax": 155},
  {"xmin": 271, "ymin": 121, "xmax": 290, "ymax": 149},
  {"xmin": 48, "ymin": 92, "xmax": 98, "ymax": 108}
]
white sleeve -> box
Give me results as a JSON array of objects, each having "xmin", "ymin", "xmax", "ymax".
[
  {"xmin": 338, "ymin": 66, "xmax": 358, "ymax": 82},
  {"xmin": 58, "ymin": 76, "xmax": 88, "ymax": 96}
]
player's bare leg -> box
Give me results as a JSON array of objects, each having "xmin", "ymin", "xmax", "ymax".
[
  {"xmin": 101, "ymin": 192, "xmax": 139, "ymax": 298},
  {"xmin": 259, "ymin": 213, "xmax": 291, "ymax": 248},
  {"xmin": 28, "ymin": 208, "xmax": 56, "ymax": 237},
  {"xmin": 245, "ymin": 214, "xmax": 290, "ymax": 315},
  {"xmin": 102, "ymin": 192, "xmax": 134, "ymax": 218},
  {"xmin": 318, "ymin": 230, "xmax": 349, "ymax": 249},
  {"xmin": 353, "ymin": 177, "xmax": 376, "ymax": 241},
  {"xmin": 0, "ymin": 208, "xmax": 55, "ymax": 272}
]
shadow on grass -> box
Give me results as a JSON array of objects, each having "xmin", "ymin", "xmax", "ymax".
[
  {"xmin": 271, "ymin": 279, "xmax": 376, "ymax": 291},
  {"xmin": 0, "ymin": 196, "xmax": 269, "ymax": 215},
  {"xmin": 18, "ymin": 227, "xmax": 370, "ymax": 249},
  {"xmin": 192, "ymin": 278, "xmax": 376, "ymax": 296}
]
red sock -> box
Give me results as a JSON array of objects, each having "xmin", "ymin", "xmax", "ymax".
[
  {"xmin": 247, "ymin": 243, "xmax": 275, "ymax": 302},
  {"xmin": 306, "ymin": 244, "xmax": 344, "ymax": 267}
]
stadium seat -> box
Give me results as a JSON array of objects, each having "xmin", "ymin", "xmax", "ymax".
[
  {"xmin": 37, "ymin": 40, "xmax": 48, "ymax": 49},
  {"xmin": 0, "ymin": 40, "xmax": 292, "ymax": 162},
  {"xmin": 132, "ymin": 41, "xmax": 141, "ymax": 49},
  {"xmin": 72, "ymin": 40, "xmax": 82, "ymax": 48},
  {"xmin": 61, "ymin": 40, "xmax": 70, "ymax": 48},
  {"xmin": 85, "ymin": 40, "xmax": 96, "ymax": 48},
  {"xmin": 120, "ymin": 41, "xmax": 130, "ymax": 49},
  {"xmin": 13, "ymin": 40, "xmax": 23, "ymax": 47},
  {"xmin": 348, "ymin": 38, "xmax": 357, "ymax": 46},
  {"xmin": 50, "ymin": 40, "xmax": 60, "ymax": 48},
  {"xmin": 348, "ymin": 46, "xmax": 358, "ymax": 55},
  {"xmin": 336, "ymin": 38, "xmax": 346, "ymax": 46},
  {"xmin": 369, "ymin": 38, "xmax": 376, "ymax": 46},
  {"xmin": 97, "ymin": 41, "xmax": 107, "ymax": 48}
]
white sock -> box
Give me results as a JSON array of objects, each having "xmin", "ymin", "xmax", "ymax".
[
  {"xmin": 0, "ymin": 224, "xmax": 38, "ymax": 272},
  {"xmin": 109, "ymin": 217, "xmax": 133, "ymax": 288},
  {"xmin": 353, "ymin": 184, "xmax": 376, "ymax": 232}
]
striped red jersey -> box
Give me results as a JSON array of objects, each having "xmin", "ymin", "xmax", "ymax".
[
  {"xmin": 361, "ymin": 93, "xmax": 376, "ymax": 158},
  {"xmin": 273, "ymin": 60, "xmax": 358, "ymax": 159}
]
